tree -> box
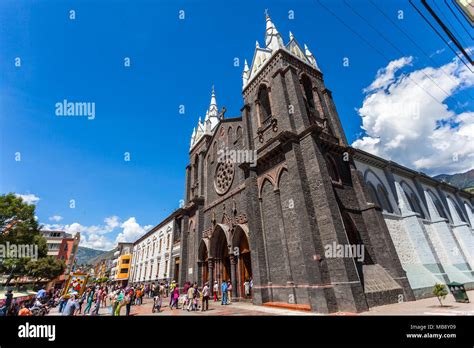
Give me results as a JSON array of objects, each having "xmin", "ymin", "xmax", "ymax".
[
  {"xmin": 26, "ymin": 257, "xmax": 65, "ymax": 282},
  {"xmin": 433, "ymin": 283, "xmax": 448, "ymax": 307},
  {"xmin": 0, "ymin": 193, "xmax": 48, "ymax": 283}
]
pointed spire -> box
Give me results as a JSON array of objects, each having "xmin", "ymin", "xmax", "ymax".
[
  {"xmin": 289, "ymin": 31, "xmax": 294, "ymax": 41},
  {"xmin": 210, "ymin": 85, "xmax": 217, "ymax": 108},
  {"xmin": 264, "ymin": 12, "xmax": 284, "ymax": 50},
  {"xmin": 244, "ymin": 59, "xmax": 249, "ymax": 72},
  {"xmin": 242, "ymin": 59, "xmax": 250, "ymax": 87},
  {"xmin": 256, "ymin": 40, "xmax": 260, "ymax": 48},
  {"xmin": 304, "ymin": 43, "xmax": 319, "ymax": 69}
]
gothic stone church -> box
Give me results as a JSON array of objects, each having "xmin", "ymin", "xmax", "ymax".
[{"xmin": 177, "ymin": 15, "xmax": 474, "ymax": 313}]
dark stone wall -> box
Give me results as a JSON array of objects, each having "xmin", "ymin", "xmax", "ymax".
[{"xmin": 177, "ymin": 48, "xmax": 415, "ymax": 313}]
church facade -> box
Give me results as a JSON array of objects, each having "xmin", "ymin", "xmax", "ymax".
[{"xmin": 176, "ymin": 15, "xmax": 474, "ymax": 313}]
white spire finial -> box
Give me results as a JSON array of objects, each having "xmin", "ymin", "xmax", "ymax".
[
  {"xmin": 256, "ymin": 40, "xmax": 260, "ymax": 48},
  {"xmin": 264, "ymin": 12, "xmax": 284, "ymax": 50},
  {"xmin": 304, "ymin": 43, "xmax": 319, "ymax": 70},
  {"xmin": 289, "ymin": 31, "xmax": 294, "ymax": 41},
  {"xmin": 244, "ymin": 59, "xmax": 249, "ymax": 72}
]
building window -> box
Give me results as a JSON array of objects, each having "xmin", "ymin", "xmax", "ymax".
[
  {"xmin": 159, "ymin": 239, "xmax": 162, "ymax": 253},
  {"xmin": 402, "ymin": 183, "xmax": 425, "ymax": 219},
  {"xmin": 166, "ymin": 235, "xmax": 170, "ymax": 250},
  {"xmin": 227, "ymin": 127, "xmax": 233, "ymax": 144},
  {"xmin": 325, "ymin": 155, "xmax": 340, "ymax": 183},
  {"xmin": 257, "ymin": 85, "xmax": 272, "ymax": 124},
  {"xmin": 428, "ymin": 191, "xmax": 447, "ymax": 220},
  {"xmin": 301, "ymin": 74, "xmax": 315, "ymax": 110},
  {"xmin": 366, "ymin": 182, "xmax": 380, "ymax": 206},
  {"xmin": 377, "ymin": 184, "xmax": 393, "ymax": 213},
  {"xmin": 236, "ymin": 126, "xmax": 243, "ymax": 143}
]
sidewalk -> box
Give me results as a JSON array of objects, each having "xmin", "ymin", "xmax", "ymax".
[
  {"xmin": 48, "ymin": 291, "xmax": 474, "ymax": 316},
  {"xmin": 361, "ymin": 290, "xmax": 474, "ymax": 316}
]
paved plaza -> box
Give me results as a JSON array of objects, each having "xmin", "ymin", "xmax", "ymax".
[{"xmin": 47, "ymin": 290, "xmax": 474, "ymax": 316}]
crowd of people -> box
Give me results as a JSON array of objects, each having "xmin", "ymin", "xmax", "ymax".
[{"xmin": 0, "ymin": 278, "xmax": 253, "ymax": 316}]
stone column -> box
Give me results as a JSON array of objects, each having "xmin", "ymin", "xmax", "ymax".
[
  {"xmin": 208, "ymin": 259, "xmax": 214, "ymax": 294},
  {"xmin": 197, "ymin": 261, "xmax": 203, "ymax": 286},
  {"xmin": 230, "ymin": 255, "xmax": 238, "ymax": 298}
]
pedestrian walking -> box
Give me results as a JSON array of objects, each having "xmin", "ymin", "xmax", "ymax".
[
  {"xmin": 186, "ymin": 285, "xmax": 195, "ymax": 311},
  {"xmin": 244, "ymin": 279, "xmax": 250, "ymax": 297},
  {"xmin": 170, "ymin": 285, "xmax": 179, "ymax": 310},
  {"xmin": 125, "ymin": 289, "xmax": 133, "ymax": 316},
  {"xmin": 221, "ymin": 280, "xmax": 228, "ymax": 305},
  {"xmin": 227, "ymin": 281, "xmax": 232, "ymax": 304},
  {"xmin": 114, "ymin": 290, "xmax": 125, "ymax": 316},
  {"xmin": 202, "ymin": 282, "xmax": 210, "ymax": 312},
  {"xmin": 62, "ymin": 294, "xmax": 79, "ymax": 316},
  {"xmin": 213, "ymin": 281, "xmax": 219, "ymax": 302},
  {"xmin": 84, "ymin": 289, "xmax": 94, "ymax": 315}
]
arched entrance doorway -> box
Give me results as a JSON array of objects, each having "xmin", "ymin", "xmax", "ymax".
[
  {"xmin": 210, "ymin": 224, "xmax": 232, "ymax": 296},
  {"xmin": 198, "ymin": 240, "xmax": 209, "ymax": 286},
  {"xmin": 232, "ymin": 225, "xmax": 253, "ymax": 299}
]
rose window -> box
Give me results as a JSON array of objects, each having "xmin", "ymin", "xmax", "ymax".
[{"xmin": 214, "ymin": 158, "xmax": 235, "ymax": 195}]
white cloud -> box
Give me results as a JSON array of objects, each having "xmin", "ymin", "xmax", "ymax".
[
  {"xmin": 40, "ymin": 215, "xmax": 152, "ymax": 250},
  {"xmin": 352, "ymin": 55, "xmax": 474, "ymax": 175},
  {"xmin": 15, "ymin": 193, "xmax": 40, "ymax": 205},
  {"xmin": 49, "ymin": 215, "xmax": 63, "ymax": 222},
  {"xmin": 115, "ymin": 217, "xmax": 153, "ymax": 243},
  {"xmin": 80, "ymin": 233, "xmax": 116, "ymax": 251},
  {"xmin": 363, "ymin": 56, "xmax": 413, "ymax": 93}
]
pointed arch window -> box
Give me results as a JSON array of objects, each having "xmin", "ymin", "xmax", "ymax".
[
  {"xmin": 228, "ymin": 126, "xmax": 233, "ymax": 144},
  {"xmin": 452, "ymin": 199, "xmax": 467, "ymax": 223},
  {"xmin": 427, "ymin": 190, "xmax": 447, "ymax": 220},
  {"xmin": 366, "ymin": 182, "xmax": 380, "ymax": 207},
  {"xmin": 301, "ymin": 74, "xmax": 315, "ymax": 110},
  {"xmin": 325, "ymin": 155, "xmax": 340, "ymax": 183},
  {"xmin": 377, "ymin": 184, "xmax": 393, "ymax": 213},
  {"xmin": 236, "ymin": 126, "xmax": 243, "ymax": 143},
  {"xmin": 193, "ymin": 155, "xmax": 199, "ymax": 185},
  {"xmin": 401, "ymin": 183, "xmax": 425, "ymax": 219},
  {"xmin": 257, "ymin": 85, "xmax": 272, "ymax": 125}
]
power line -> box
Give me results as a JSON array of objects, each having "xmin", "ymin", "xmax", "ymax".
[
  {"xmin": 445, "ymin": 0, "xmax": 473, "ymax": 40},
  {"xmin": 315, "ymin": 0, "xmax": 446, "ymax": 106},
  {"xmin": 369, "ymin": 0, "xmax": 474, "ymax": 101},
  {"xmin": 432, "ymin": 0, "xmax": 470, "ymax": 48},
  {"xmin": 343, "ymin": 0, "xmax": 460, "ymax": 103},
  {"xmin": 421, "ymin": 0, "xmax": 473, "ymax": 65},
  {"xmin": 409, "ymin": 0, "xmax": 473, "ymax": 72}
]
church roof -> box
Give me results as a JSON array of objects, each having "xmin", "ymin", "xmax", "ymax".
[{"xmin": 242, "ymin": 13, "xmax": 320, "ymax": 90}]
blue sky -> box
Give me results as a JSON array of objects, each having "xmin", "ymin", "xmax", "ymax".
[{"xmin": 1, "ymin": 0, "xmax": 472, "ymax": 249}]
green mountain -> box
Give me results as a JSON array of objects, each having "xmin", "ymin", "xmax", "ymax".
[
  {"xmin": 75, "ymin": 246, "xmax": 107, "ymax": 265},
  {"xmin": 434, "ymin": 169, "xmax": 474, "ymax": 193}
]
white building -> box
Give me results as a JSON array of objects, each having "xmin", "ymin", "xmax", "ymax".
[
  {"xmin": 130, "ymin": 212, "xmax": 181, "ymax": 284},
  {"xmin": 353, "ymin": 148, "xmax": 474, "ymax": 298}
]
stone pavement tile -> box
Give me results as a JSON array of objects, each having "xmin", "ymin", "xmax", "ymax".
[{"xmin": 361, "ymin": 290, "xmax": 474, "ymax": 315}]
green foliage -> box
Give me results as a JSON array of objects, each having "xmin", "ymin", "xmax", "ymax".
[
  {"xmin": 0, "ymin": 193, "xmax": 48, "ymax": 278},
  {"xmin": 26, "ymin": 256, "xmax": 66, "ymax": 281},
  {"xmin": 433, "ymin": 283, "xmax": 448, "ymax": 307}
]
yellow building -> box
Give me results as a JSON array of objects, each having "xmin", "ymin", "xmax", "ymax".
[{"xmin": 116, "ymin": 254, "xmax": 131, "ymax": 281}]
